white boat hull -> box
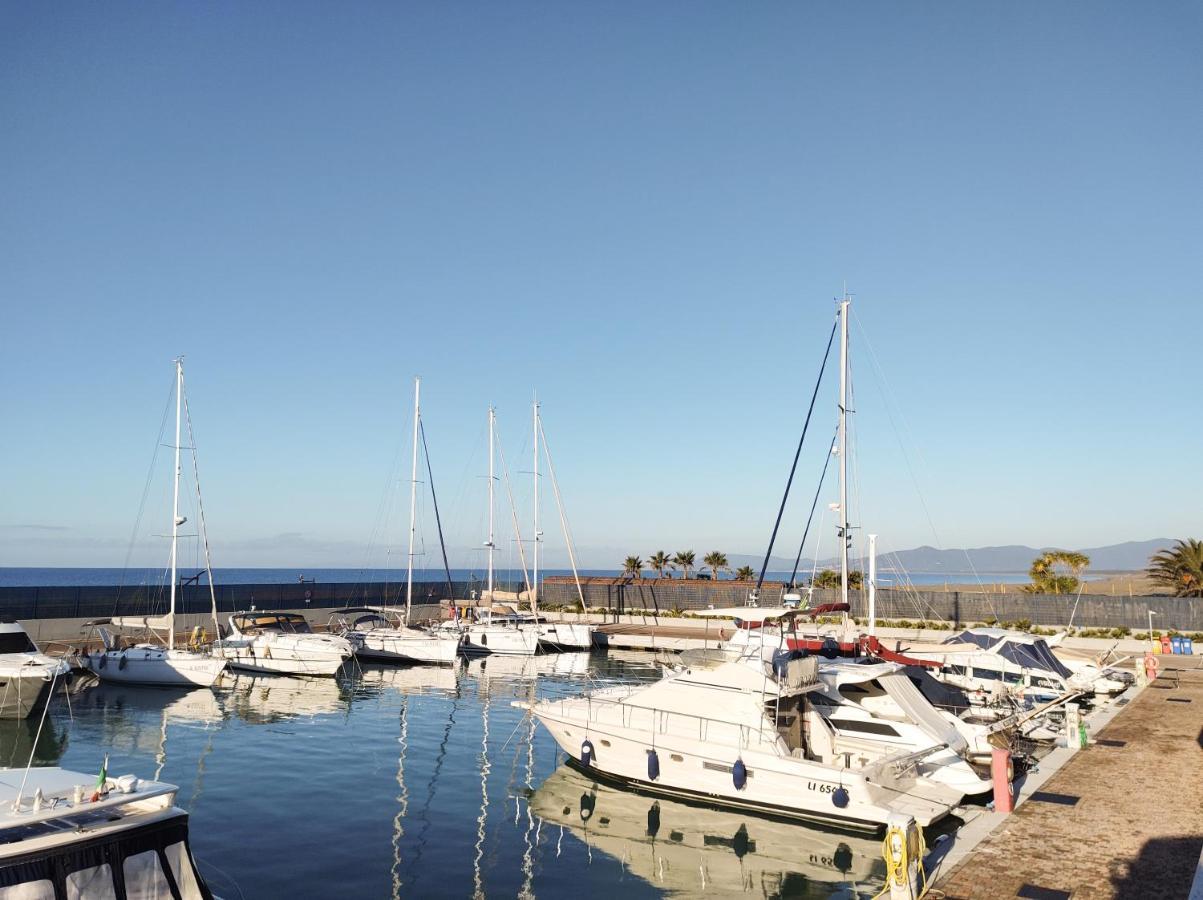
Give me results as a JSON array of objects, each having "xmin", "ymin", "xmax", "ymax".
[
  {"xmin": 356, "ymin": 628, "xmax": 461, "ymax": 665},
  {"xmin": 458, "ymin": 624, "xmax": 540, "ymax": 656},
  {"xmin": 529, "ymin": 701, "xmax": 954, "ymax": 830},
  {"xmin": 213, "ymin": 633, "xmax": 352, "ymax": 677},
  {"xmin": 82, "ymin": 648, "xmax": 226, "ymax": 688},
  {"xmin": 538, "ymin": 622, "xmax": 593, "ymax": 651}
]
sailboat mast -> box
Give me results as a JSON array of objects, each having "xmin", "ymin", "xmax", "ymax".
[
  {"xmin": 838, "ymin": 296, "xmax": 850, "ymax": 610},
  {"xmin": 405, "ymin": 377, "xmax": 420, "ymax": 625},
  {"xmin": 487, "ymin": 406, "xmax": 495, "ymax": 598},
  {"xmin": 169, "ymin": 358, "xmax": 183, "ymax": 651},
  {"xmin": 532, "ymin": 395, "xmax": 539, "ymax": 613}
]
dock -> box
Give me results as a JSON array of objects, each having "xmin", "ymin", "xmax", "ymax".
[{"xmin": 931, "ymin": 655, "xmax": 1203, "ymax": 899}]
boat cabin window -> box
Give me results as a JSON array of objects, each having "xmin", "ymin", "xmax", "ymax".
[
  {"xmin": 0, "ymin": 631, "xmax": 38, "ymax": 654},
  {"xmin": 0, "ymin": 880, "xmax": 54, "ymax": 899},
  {"xmin": 0, "ymin": 818, "xmax": 210, "ymax": 900},
  {"xmin": 233, "ymin": 614, "xmax": 312, "ymax": 635},
  {"xmin": 826, "ymin": 718, "xmax": 900, "ymax": 737},
  {"xmin": 66, "ymin": 864, "xmax": 115, "ymax": 900},
  {"xmin": 943, "ymin": 664, "xmax": 966, "ymax": 676},
  {"xmin": 973, "ymin": 668, "xmax": 1003, "ymax": 682}
]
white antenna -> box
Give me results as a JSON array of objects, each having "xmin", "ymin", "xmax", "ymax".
[
  {"xmin": 868, "ymin": 533, "xmax": 877, "ymax": 636},
  {"xmin": 169, "ymin": 357, "xmax": 183, "ymax": 651},
  {"xmin": 486, "ymin": 406, "xmax": 496, "ymax": 599},
  {"xmin": 838, "ymin": 294, "xmax": 850, "ymax": 610},
  {"xmin": 405, "ymin": 377, "xmax": 420, "ymax": 625},
  {"xmin": 532, "ymin": 392, "xmax": 540, "ymax": 615}
]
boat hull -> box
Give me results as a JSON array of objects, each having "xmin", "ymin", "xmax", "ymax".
[
  {"xmin": 0, "ymin": 673, "xmax": 57, "ymax": 719},
  {"xmin": 458, "ymin": 625, "xmax": 540, "ymax": 656},
  {"xmin": 214, "ymin": 633, "xmax": 352, "ymax": 677},
  {"xmin": 356, "ymin": 628, "xmax": 461, "ymax": 665},
  {"xmin": 82, "ymin": 649, "xmax": 226, "ymax": 688},
  {"xmin": 538, "ymin": 622, "xmax": 593, "ymax": 651},
  {"xmin": 530, "ymin": 704, "xmax": 950, "ymax": 830}
]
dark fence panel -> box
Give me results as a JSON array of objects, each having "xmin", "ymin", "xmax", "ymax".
[{"xmin": 541, "ymin": 577, "xmax": 1200, "ymax": 631}]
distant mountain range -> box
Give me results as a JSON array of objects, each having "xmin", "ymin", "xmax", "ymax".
[{"xmin": 725, "ymin": 538, "xmax": 1174, "ymax": 574}]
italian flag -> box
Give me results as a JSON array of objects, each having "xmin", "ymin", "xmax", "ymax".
[{"xmin": 90, "ymin": 754, "xmax": 108, "ymax": 802}]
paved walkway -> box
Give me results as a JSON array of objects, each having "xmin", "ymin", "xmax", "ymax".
[{"xmin": 935, "ymin": 658, "xmax": 1203, "ymax": 899}]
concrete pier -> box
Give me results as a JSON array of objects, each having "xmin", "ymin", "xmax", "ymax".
[{"xmin": 932, "ymin": 656, "xmax": 1203, "ymax": 899}]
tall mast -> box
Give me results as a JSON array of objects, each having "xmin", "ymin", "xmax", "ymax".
[
  {"xmin": 838, "ymin": 295, "xmax": 850, "ymax": 610},
  {"xmin": 532, "ymin": 394, "xmax": 540, "ymax": 612},
  {"xmin": 169, "ymin": 358, "xmax": 183, "ymax": 650},
  {"xmin": 405, "ymin": 377, "xmax": 420, "ymax": 625},
  {"xmin": 486, "ymin": 406, "xmax": 495, "ymax": 598}
]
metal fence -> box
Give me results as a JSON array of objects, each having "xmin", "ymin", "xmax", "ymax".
[
  {"xmin": 0, "ymin": 580, "xmax": 526, "ymax": 620},
  {"xmin": 541, "ymin": 577, "xmax": 1201, "ymax": 632}
]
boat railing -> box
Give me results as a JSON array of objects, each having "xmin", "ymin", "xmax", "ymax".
[{"xmin": 550, "ymin": 692, "xmax": 781, "ymax": 753}]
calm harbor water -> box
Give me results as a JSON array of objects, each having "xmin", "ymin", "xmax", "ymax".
[{"xmin": 5, "ymin": 651, "xmax": 888, "ymax": 899}]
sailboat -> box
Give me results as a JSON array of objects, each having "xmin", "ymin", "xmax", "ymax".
[
  {"xmin": 446, "ymin": 407, "xmax": 540, "ymax": 657},
  {"xmin": 342, "ymin": 378, "xmax": 461, "ymax": 665},
  {"xmin": 81, "ymin": 359, "xmax": 227, "ymax": 688}
]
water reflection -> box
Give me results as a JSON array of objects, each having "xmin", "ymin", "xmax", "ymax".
[
  {"xmin": 23, "ymin": 651, "xmax": 892, "ymax": 898},
  {"xmin": 530, "ymin": 764, "xmax": 885, "ymax": 898},
  {"xmin": 0, "ymin": 715, "xmax": 69, "ymax": 768}
]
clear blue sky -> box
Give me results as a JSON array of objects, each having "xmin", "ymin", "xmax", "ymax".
[{"xmin": 2, "ymin": 2, "xmax": 1200, "ymax": 571}]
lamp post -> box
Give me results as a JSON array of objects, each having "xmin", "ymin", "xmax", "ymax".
[{"xmin": 1148, "ymin": 610, "xmax": 1157, "ymax": 646}]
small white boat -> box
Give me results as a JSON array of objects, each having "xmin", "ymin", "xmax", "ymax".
[
  {"xmin": 0, "ymin": 621, "xmax": 71, "ymax": 719},
  {"xmin": 80, "ymin": 359, "xmax": 227, "ymax": 690},
  {"xmin": 212, "ymin": 612, "xmax": 353, "ymax": 677},
  {"xmin": 335, "ymin": 608, "xmax": 462, "ymax": 665},
  {"xmin": 0, "ymin": 764, "xmax": 214, "ymax": 897},
  {"xmin": 82, "ymin": 619, "xmax": 227, "ymax": 688},
  {"xmin": 446, "ymin": 607, "xmax": 541, "ymax": 656}
]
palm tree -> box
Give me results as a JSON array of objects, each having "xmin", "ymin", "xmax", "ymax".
[
  {"xmin": 1147, "ymin": 539, "xmax": 1203, "ymax": 597},
  {"xmin": 1024, "ymin": 550, "xmax": 1090, "ymax": 594},
  {"xmin": 647, "ymin": 550, "xmax": 671, "ymax": 579},
  {"xmin": 672, "ymin": 550, "xmax": 696, "ymax": 579},
  {"xmin": 734, "ymin": 565, "xmax": 755, "ymax": 581},
  {"xmin": 622, "ymin": 556, "xmax": 644, "ymax": 580},
  {"xmin": 812, "ymin": 569, "xmax": 863, "ymax": 589},
  {"xmin": 702, "ymin": 551, "xmax": 729, "ymax": 581}
]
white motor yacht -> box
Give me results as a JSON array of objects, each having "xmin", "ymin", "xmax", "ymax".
[
  {"xmin": 0, "ymin": 621, "xmax": 71, "ymax": 719},
  {"xmin": 333, "ymin": 608, "xmax": 462, "ymax": 665},
  {"xmin": 212, "ymin": 612, "xmax": 353, "ymax": 677},
  {"xmin": 522, "ymin": 645, "xmax": 967, "ymax": 831},
  {"xmin": 0, "ymin": 765, "xmax": 214, "ymax": 897}
]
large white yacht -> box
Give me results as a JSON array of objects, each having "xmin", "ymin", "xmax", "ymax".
[
  {"xmin": 0, "ymin": 621, "xmax": 71, "ymax": 719},
  {"xmin": 337, "ymin": 607, "xmax": 462, "ymax": 665},
  {"xmin": 0, "ymin": 765, "xmax": 214, "ymax": 897},
  {"xmin": 212, "ymin": 612, "xmax": 353, "ymax": 677},
  {"xmin": 522, "ymin": 641, "xmax": 967, "ymax": 831}
]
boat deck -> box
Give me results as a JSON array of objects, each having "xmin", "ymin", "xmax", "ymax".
[{"xmin": 932, "ymin": 655, "xmax": 1203, "ymax": 899}]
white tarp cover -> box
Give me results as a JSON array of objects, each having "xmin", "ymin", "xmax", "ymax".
[{"xmin": 878, "ymin": 673, "xmax": 968, "ymax": 754}]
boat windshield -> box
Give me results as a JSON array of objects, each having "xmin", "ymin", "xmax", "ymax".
[
  {"xmin": 0, "ymin": 630, "xmax": 39, "ymax": 654},
  {"xmin": 232, "ymin": 614, "xmax": 313, "ymax": 635}
]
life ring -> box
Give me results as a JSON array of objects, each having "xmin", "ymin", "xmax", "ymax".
[{"xmin": 304, "ymin": 589, "xmax": 313, "ymax": 601}]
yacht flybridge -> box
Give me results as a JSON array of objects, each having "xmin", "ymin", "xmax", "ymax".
[
  {"xmin": 520, "ymin": 639, "xmax": 966, "ymax": 830},
  {"xmin": 0, "ymin": 765, "xmax": 213, "ymax": 898},
  {"xmin": 82, "ymin": 359, "xmax": 226, "ymax": 689},
  {"xmin": 0, "ymin": 621, "xmax": 71, "ymax": 719}
]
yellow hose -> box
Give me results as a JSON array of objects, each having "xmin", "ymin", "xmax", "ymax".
[{"xmin": 872, "ymin": 821, "xmax": 928, "ymax": 899}]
